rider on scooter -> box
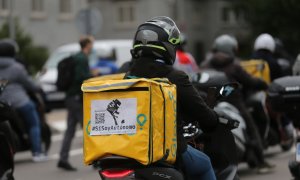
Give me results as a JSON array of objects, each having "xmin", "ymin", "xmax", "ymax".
[
  {"xmin": 0, "ymin": 39, "xmax": 48, "ymax": 162},
  {"xmin": 204, "ymin": 34, "xmax": 275, "ymax": 174},
  {"xmin": 126, "ymin": 16, "xmax": 219, "ymax": 180}
]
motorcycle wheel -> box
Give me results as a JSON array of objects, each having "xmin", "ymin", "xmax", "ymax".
[
  {"xmin": 266, "ymin": 127, "xmax": 280, "ymax": 147},
  {"xmin": 281, "ymin": 138, "xmax": 294, "ymax": 152},
  {"xmin": 41, "ymin": 122, "xmax": 52, "ymax": 153}
]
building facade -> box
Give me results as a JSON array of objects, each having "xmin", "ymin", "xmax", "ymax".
[
  {"xmin": 0, "ymin": 0, "xmax": 249, "ymax": 62},
  {"xmin": 89, "ymin": 0, "xmax": 249, "ymax": 63},
  {"xmin": 0, "ymin": 0, "xmax": 89, "ymax": 51}
]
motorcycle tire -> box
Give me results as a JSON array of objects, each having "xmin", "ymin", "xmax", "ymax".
[
  {"xmin": 246, "ymin": 149, "xmax": 258, "ymax": 169},
  {"xmin": 267, "ymin": 127, "xmax": 280, "ymax": 147},
  {"xmin": 281, "ymin": 139, "xmax": 294, "ymax": 152},
  {"xmin": 41, "ymin": 122, "xmax": 51, "ymax": 153}
]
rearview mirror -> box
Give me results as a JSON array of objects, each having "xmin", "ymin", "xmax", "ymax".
[
  {"xmin": 0, "ymin": 79, "xmax": 8, "ymax": 95},
  {"xmin": 219, "ymin": 83, "xmax": 239, "ymax": 97}
]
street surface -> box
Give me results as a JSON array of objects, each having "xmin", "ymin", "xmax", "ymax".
[{"xmin": 13, "ymin": 108, "xmax": 295, "ymax": 180}]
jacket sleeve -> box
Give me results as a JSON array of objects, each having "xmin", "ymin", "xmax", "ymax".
[
  {"xmin": 168, "ymin": 70, "xmax": 219, "ymax": 131},
  {"xmin": 234, "ymin": 62, "xmax": 268, "ymax": 90},
  {"xmin": 74, "ymin": 56, "xmax": 91, "ymax": 84},
  {"xmin": 16, "ymin": 63, "xmax": 39, "ymax": 92}
]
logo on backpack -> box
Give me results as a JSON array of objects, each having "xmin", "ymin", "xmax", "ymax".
[
  {"xmin": 90, "ymin": 98, "xmax": 137, "ymax": 135},
  {"xmin": 106, "ymin": 99, "xmax": 124, "ymax": 125}
]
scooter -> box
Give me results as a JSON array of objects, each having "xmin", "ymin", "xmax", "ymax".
[
  {"xmin": 240, "ymin": 58, "xmax": 295, "ymax": 151},
  {"xmin": 264, "ymin": 76, "xmax": 300, "ymax": 179},
  {"xmin": 191, "ymin": 69, "xmax": 257, "ymax": 169},
  {"xmin": 246, "ymin": 89, "xmax": 294, "ymax": 152},
  {"xmin": 0, "ymin": 79, "xmax": 51, "ymax": 155},
  {"xmin": 184, "ymin": 82, "xmax": 241, "ymax": 180},
  {"xmin": 0, "ymin": 112, "xmax": 15, "ymax": 180},
  {"xmin": 192, "ymin": 70, "xmax": 251, "ymax": 166},
  {"xmin": 0, "ymin": 80, "xmax": 15, "ymax": 180},
  {"xmin": 93, "ymin": 82, "xmax": 239, "ymax": 180}
]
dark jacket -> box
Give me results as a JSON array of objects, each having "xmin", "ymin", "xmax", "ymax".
[
  {"xmin": 127, "ymin": 57, "xmax": 218, "ymax": 153},
  {"xmin": 252, "ymin": 49, "xmax": 282, "ymax": 81},
  {"xmin": 66, "ymin": 52, "xmax": 91, "ymax": 98},
  {"xmin": 208, "ymin": 52, "xmax": 268, "ymax": 91}
]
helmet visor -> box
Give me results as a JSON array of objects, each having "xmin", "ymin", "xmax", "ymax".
[
  {"xmin": 136, "ymin": 30, "xmax": 159, "ymax": 44},
  {"xmin": 146, "ymin": 16, "xmax": 180, "ymax": 45}
]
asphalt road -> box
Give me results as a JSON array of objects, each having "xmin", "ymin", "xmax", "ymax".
[{"xmin": 12, "ymin": 109, "xmax": 296, "ymax": 180}]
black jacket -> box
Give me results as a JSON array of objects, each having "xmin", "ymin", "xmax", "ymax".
[
  {"xmin": 208, "ymin": 52, "xmax": 268, "ymax": 91},
  {"xmin": 127, "ymin": 57, "xmax": 218, "ymax": 154},
  {"xmin": 253, "ymin": 49, "xmax": 283, "ymax": 81}
]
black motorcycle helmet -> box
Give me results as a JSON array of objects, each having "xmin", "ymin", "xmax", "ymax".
[
  {"xmin": 131, "ymin": 16, "xmax": 181, "ymax": 65},
  {"xmin": 0, "ymin": 39, "xmax": 18, "ymax": 57}
]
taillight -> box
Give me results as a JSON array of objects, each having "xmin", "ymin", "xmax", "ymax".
[{"xmin": 100, "ymin": 169, "xmax": 134, "ymax": 179}]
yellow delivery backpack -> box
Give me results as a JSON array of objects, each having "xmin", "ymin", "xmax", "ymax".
[
  {"xmin": 81, "ymin": 77, "xmax": 177, "ymax": 166},
  {"xmin": 240, "ymin": 59, "xmax": 271, "ymax": 84}
]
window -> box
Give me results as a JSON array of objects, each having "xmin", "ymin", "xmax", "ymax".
[
  {"xmin": 32, "ymin": 0, "xmax": 43, "ymax": 12},
  {"xmin": 221, "ymin": 7, "xmax": 230, "ymax": 22},
  {"xmin": 0, "ymin": 0, "xmax": 9, "ymax": 16},
  {"xmin": 60, "ymin": 0, "xmax": 71, "ymax": 14},
  {"xmin": 0, "ymin": 0, "xmax": 8, "ymax": 10},
  {"xmin": 115, "ymin": 1, "xmax": 136, "ymax": 27},
  {"xmin": 31, "ymin": 0, "xmax": 46, "ymax": 20},
  {"xmin": 59, "ymin": 0, "xmax": 72, "ymax": 21}
]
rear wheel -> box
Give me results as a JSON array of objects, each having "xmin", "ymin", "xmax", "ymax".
[
  {"xmin": 41, "ymin": 122, "xmax": 52, "ymax": 153},
  {"xmin": 246, "ymin": 149, "xmax": 259, "ymax": 168},
  {"xmin": 281, "ymin": 138, "xmax": 294, "ymax": 152}
]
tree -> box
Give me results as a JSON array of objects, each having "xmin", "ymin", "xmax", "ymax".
[
  {"xmin": 231, "ymin": 0, "xmax": 300, "ymax": 57},
  {"xmin": 0, "ymin": 21, "xmax": 49, "ymax": 75}
]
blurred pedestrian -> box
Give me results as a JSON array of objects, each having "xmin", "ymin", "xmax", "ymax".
[
  {"xmin": 0, "ymin": 39, "xmax": 48, "ymax": 162},
  {"xmin": 57, "ymin": 36, "xmax": 93, "ymax": 171},
  {"xmin": 205, "ymin": 34, "xmax": 275, "ymax": 174}
]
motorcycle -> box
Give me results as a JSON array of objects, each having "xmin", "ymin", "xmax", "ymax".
[
  {"xmin": 240, "ymin": 56, "xmax": 295, "ymax": 152},
  {"xmin": 0, "ymin": 79, "xmax": 51, "ymax": 155},
  {"xmin": 264, "ymin": 76, "xmax": 300, "ymax": 179},
  {"xmin": 246, "ymin": 89, "xmax": 294, "ymax": 152},
  {"xmin": 0, "ymin": 80, "xmax": 15, "ymax": 180},
  {"xmin": 92, "ymin": 82, "xmax": 239, "ymax": 180},
  {"xmin": 184, "ymin": 82, "xmax": 240, "ymax": 180},
  {"xmin": 192, "ymin": 70, "xmax": 254, "ymax": 171}
]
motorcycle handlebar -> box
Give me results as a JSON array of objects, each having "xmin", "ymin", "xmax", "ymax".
[{"xmin": 218, "ymin": 117, "xmax": 240, "ymax": 130}]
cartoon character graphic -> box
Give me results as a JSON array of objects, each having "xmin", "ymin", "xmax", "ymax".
[{"xmin": 106, "ymin": 99, "xmax": 123, "ymax": 125}]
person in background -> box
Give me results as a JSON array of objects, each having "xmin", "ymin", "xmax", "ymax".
[
  {"xmin": 252, "ymin": 33, "xmax": 283, "ymax": 81},
  {"xmin": 253, "ymin": 34, "xmax": 295, "ymax": 149},
  {"xmin": 273, "ymin": 38, "xmax": 294, "ymax": 76},
  {"xmin": 205, "ymin": 34, "xmax": 275, "ymax": 174},
  {"xmin": 0, "ymin": 39, "xmax": 48, "ymax": 162},
  {"xmin": 57, "ymin": 36, "xmax": 93, "ymax": 171},
  {"xmin": 173, "ymin": 34, "xmax": 200, "ymax": 77}
]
